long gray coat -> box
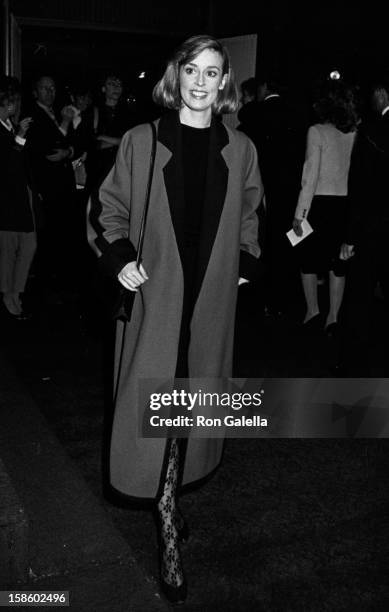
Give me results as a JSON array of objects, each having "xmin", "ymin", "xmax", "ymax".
[{"xmin": 88, "ymin": 111, "xmax": 263, "ymax": 499}]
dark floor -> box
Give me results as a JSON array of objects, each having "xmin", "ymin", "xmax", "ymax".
[{"xmin": 1, "ymin": 277, "xmax": 388, "ymax": 611}]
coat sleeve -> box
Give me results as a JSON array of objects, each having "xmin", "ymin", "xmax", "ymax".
[
  {"xmin": 87, "ymin": 130, "xmax": 137, "ymax": 278},
  {"xmin": 294, "ymin": 125, "xmax": 321, "ymax": 220},
  {"xmin": 239, "ymin": 138, "xmax": 263, "ymax": 280}
]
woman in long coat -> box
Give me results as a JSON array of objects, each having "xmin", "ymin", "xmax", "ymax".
[{"xmin": 88, "ymin": 35, "xmax": 263, "ymax": 603}]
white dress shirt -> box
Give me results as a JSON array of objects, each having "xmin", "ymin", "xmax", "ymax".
[{"xmin": 0, "ymin": 117, "xmax": 26, "ymax": 146}]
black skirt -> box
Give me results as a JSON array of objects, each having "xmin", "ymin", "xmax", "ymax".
[{"xmin": 297, "ymin": 195, "xmax": 348, "ymax": 276}]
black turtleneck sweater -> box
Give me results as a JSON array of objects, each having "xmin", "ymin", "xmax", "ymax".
[
  {"xmin": 176, "ymin": 123, "xmax": 210, "ymax": 377},
  {"xmin": 181, "ymin": 123, "xmax": 210, "ymax": 248}
]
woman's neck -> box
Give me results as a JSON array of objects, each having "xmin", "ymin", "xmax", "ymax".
[{"xmin": 179, "ymin": 107, "xmax": 212, "ymax": 128}]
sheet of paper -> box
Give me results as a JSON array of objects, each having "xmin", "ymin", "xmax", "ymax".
[{"xmin": 286, "ymin": 219, "xmax": 314, "ymax": 246}]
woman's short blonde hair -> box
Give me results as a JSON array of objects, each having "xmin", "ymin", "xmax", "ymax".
[{"xmin": 153, "ymin": 34, "xmax": 238, "ymax": 115}]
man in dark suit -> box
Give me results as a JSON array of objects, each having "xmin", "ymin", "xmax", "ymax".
[
  {"xmin": 340, "ymin": 76, "xmax": 389, "ymax": 374},
  {"xmin": 255, "ymin": 75, "xmax": 304, "ymax": 316},
  {"xmin": 26, "ymin": 76, "xmax": 77, "ymax": 290}
]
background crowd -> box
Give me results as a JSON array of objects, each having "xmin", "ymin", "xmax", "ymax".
[{"xmin": 1, "ymin": 67, "xmax": 388, "ymax": 375}]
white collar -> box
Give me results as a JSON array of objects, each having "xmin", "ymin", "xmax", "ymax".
[
  {"xmin": 0, "ymin": 117, "xmax": 13, "ymax": 131},
  {"xmin": 382, "ymin": 106, "xmax": 389, "ymax": 116},
  {"xmin": 264, "ymin": 94, "xmax": 280, "ymax": 101}
]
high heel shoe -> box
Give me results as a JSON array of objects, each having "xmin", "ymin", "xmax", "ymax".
[
  {"xmin": 301, "ymin": 313, "xmax": 322, "ymax": 334},
  {"xmin": 324, "ymin": 322, "xmax": 339, "ymax": 338},
  {"xmin": 159, "ymin": 569, "xmax": 187, "ymax": 606}
]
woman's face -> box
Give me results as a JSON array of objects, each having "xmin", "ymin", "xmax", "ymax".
[
  {"xmin": 75, "ymin": 93, "xmax": 92, "ymax": 112},
  {"xmin": 0, "ymin": 96, "xmax": 16, "ymax": 119},
  {"xmin": 179, "ymin": 48, "xmax": 227, "ymax": 116},
  {"xmin": 103, "ymin": 77, "xmax": 123, "ymax": 101}
]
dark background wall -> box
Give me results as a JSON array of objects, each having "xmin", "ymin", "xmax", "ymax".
[{"xmin": 6, "ymin": 0, "xmax": 389, "ymax": 106}]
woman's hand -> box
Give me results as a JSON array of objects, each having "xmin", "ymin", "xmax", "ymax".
[
  {"xmin": 118, "ymin": 261, "xmax": 148, "ymax": 291},
  {"xmin": 292, "ymin": 217, "xmax": 303, "ymax": 237},
  {"xmin": 61, "ymin": 105, "xmax": 77, "ymax": 122},
  {"xmin": 340, "ymin": 243, "xmax": 355, "ymax": 261}
]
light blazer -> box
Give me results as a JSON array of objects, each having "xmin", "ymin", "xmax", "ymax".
[
  {"xmin": 88, "ymin": 111, "xmax": 263, "ymax": 499},
  {"xmin": 295, "ymin": 123, "xmax": 356, "ymax": 221}
]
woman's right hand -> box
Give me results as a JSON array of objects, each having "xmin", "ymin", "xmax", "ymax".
[
  {"xmin": 118, "ymin": 261, "xmax": 148, "ymax": 291},
  {"xmin": 292, "ymin": 217, "xmax": 303, "ymax": 237},
  {"xmin": 340, "ymin": 243, "xmax": 355, "ymax": 261}
]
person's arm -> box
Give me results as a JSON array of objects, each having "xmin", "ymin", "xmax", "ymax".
[
  {"xmin": 14, "ymin": 117, "xmax": 33, "ymax": 147},
  {"xmin": 293, "ymin": 126, "xmax": 321, "ymax": 235},
  {"xmin": 96, "ymin": 134, "xmax": 121, "ymax": 148},
  {"xmin": 239, "ymin": 138, "xmax": 263, "ymax": 282},
  {"xmin": 46, "ymin": 147, "xmax": 73, "ymax": 162},
  {"xmin": 58, "ymin": 105, "xmax": 76, "ymax": 136}
]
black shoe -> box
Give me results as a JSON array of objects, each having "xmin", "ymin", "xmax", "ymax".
[
  {"xmin": 0, "ymin": 302, "xmax": 29, "ymax": 321},
  {"xmin": 159, "ymin": 572, "xmax": 187, "ymax": 606},
  {"xmin": 301, "ymin": 313, "xmax": 322, "ymax": 332},
  {"xmin": 324, "ymin": 322, "xmax": 338, "ymax": 338}
]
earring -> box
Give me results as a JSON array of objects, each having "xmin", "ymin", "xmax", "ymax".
[{"xmin": 219, "ymin": 76, "xmax": 227, "ymax": 90}]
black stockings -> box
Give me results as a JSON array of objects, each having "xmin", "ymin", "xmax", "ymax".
[{"xmin": 156, "ymin": 439, "xmax": 184, "ymax": 588}]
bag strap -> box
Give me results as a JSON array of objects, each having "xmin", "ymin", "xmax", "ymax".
[{"xmin": 135, "ymin": 121, "xmax": 157, "ymax": 267}]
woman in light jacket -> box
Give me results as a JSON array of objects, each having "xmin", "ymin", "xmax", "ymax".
[
  {"xmin": 293, "ymin": 81, "xmax": 359, "ymax": 333},
  {"xmin": 88, "ymin": 34, "xmax": 262, "ymax": 603}
]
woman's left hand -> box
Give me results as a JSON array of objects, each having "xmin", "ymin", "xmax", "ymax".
[{"xmin": 292, "ymin": 217, "xmax": 303, "ymax": 237}]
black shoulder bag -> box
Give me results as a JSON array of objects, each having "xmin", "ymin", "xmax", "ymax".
[{"xmin": 110, "ymin": 121, "xmax": 157, "ymax": 322}]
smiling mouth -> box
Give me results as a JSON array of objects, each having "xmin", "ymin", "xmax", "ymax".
[{"xmin": 191, "ymin": 91, "xmax": 208, "ymax": 98}]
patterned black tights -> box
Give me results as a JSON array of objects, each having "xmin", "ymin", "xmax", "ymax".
[{"xmin": 157, "ymin": 439, "xmax": 184, "ymax": 588}]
